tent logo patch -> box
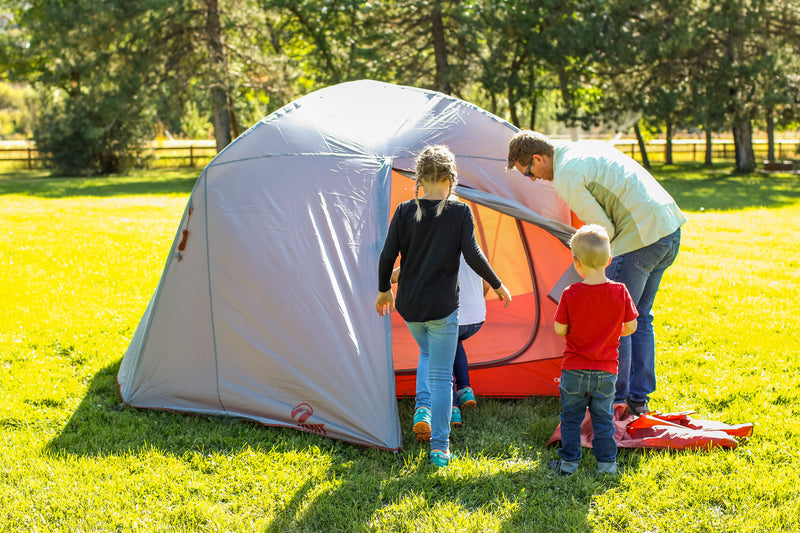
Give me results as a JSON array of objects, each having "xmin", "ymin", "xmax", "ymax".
[
  {"xmin": 291, "ymin": 403, "xmax": 314, "ymax": 423},
  {"xmin": 291, "ymin": 403, "xmax": 327, "ymax": 436}
]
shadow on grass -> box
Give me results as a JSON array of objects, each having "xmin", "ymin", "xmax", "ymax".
[
  {"xmin": 651, "ymin": 163, "xmax": 800, "ymax": 212},
  {"xmin": 48, "ymin": 363, "xmax": 641, "ymax": 531},
  {"xmin": 0, "ymin": 169, "xmax": 199, "ymax": 198}
]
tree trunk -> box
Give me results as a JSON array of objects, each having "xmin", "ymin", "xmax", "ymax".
[
  {"xmin": 507, "ymin": 83, "xmax": 519, "ymax": 127},
  {"xmin": 665, "ymin": 121, "xmax": 673, "ymax": 165},
  {"xmin": 634, "ymin": 121, "xmax": 651, "ymax": 170},
  {"xmin": 206, "ymin": 0, "xmax": 231, "ymax": 153},
  {"xmin": 724, "ymin": 7, "xmax": 754, "ymax": 173},
  {"xmin": 430, "ymin": 1, "xmax": 452, "ymax": 95},
  {"xmin": 229, "ymin": 94, "xmax": 240, "ymax": 140},
  {"xmin": 528, "ymin": 66, "xmax": 537, "ymax": 130},
  {"xmin": 732, "ymin": 116, "xmax": 756, "ymax": 172},
  {"xmin": 557, "ymin": 67, "xmax": 579, "ymax": 140},
  {"xmin": 704, "ymin": 127, "xmax": 713, "ymax": 166},
  {"xmin": 766, "ymin": 105, "xmax": 775, "ymax": 163}
]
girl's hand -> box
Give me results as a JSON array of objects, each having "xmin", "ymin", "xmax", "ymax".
[
  {"xmin": 494, "ymin": 283, "xmax": 512, "ymax": 307},
  {"xmin": 375, "ymin": 290, "xmax": 395, "ymax": 316}
]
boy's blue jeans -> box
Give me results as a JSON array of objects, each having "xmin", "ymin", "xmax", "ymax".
[
  {"xmin": 409, "ymin": 309, "xmax": 459, "ymax": 452},
  {"xmin": 607, "ymin": 228, "xmax": 681, "ymax": 403},
  {"xmin": 558, "ymin": 369, "xmax": 618, "ymax": 467}
]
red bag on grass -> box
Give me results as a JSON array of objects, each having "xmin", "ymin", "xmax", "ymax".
[{"xmin": 547, "ymin": 403, "xmax": 753, "ymax": 450}]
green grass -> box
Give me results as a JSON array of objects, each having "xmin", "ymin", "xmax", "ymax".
[{"xmin": 2, "ymin": 163, "xmax": 800, "ymax": 532}]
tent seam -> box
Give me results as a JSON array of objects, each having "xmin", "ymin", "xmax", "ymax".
[{"xmin": 204, "ymin": 171, "xmax": 227, "ymax": 413}]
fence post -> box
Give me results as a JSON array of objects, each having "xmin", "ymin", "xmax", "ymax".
[
  {"xmin": 28, "ymin": 147, "xmax": 32, "ymax": 170},
  {"xmin": 190, "ymin": 145, "xmax": 194, "ymax": 167}
]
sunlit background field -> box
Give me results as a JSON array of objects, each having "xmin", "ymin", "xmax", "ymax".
[{"xmin": 1, "ymin": 165, "xmax": 799, "ymax": 532}]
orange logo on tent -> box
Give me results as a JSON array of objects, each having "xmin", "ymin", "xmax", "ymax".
[
  {"xmin": 291, "ymin": 402, "xmax": 328, "ymax": 436},
  {"xmin": 291, "ymin": 403, "xmax": 314, "ymax": 423}
]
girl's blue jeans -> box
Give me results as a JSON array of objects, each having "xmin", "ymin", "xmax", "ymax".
[
  {"xmin": 558, "ymin": 369, "xmax": 617, "ymax": 465},
  {"xmin": 607, "ymin": 228, "xmax": 681, "ymax": 403},
  {"xmin": 409, "ymin": 309, "xmax": 459, "ymax": 452}
]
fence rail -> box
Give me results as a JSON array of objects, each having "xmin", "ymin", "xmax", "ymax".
[
  {"xmin": 0, "ymin": 140, "xmax": 218, "ymax": 170},
  {"xmin": 1, "ymin": 139, "xmax": 798, "ymax": 170},
  {"xmin": 612, "ymin": 139, "xmax": 800, "ymax": 164}
]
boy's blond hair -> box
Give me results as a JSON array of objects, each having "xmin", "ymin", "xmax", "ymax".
[
  {"xmin": 570, "ymin": 224, "xmax": 611, "ymax": 269},
  {"xmin": 506, "ymin": 130, "xmax": 554, "ymax": 169}
]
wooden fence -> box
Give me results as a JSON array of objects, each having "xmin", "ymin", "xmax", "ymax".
[
  {"xmin": 612, "ymin": 139, "xmax": 799, "ymax": 165},
  {"xmin": 0, "ymin": 140, "xmax": 217, "ymax": 170},
  {"xmin": 1, "ymin": 139, "xmax": 798, "ymax": 170}
]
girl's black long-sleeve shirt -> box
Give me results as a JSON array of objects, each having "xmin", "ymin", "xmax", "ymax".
[{"xmin": 378, "ymin": 199, "xmax": 502, "ymax": 322}]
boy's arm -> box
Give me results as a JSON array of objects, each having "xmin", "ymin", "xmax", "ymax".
[
  {"xmin": 554, "ymin": 321, "xmax": 568, "ymax": 336},
  {"xmin": 621, "ymin": 319, "xmax": 637, "ymax": 337}
]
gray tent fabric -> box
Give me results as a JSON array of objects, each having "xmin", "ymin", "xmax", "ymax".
[{"xmin": 117, "ymin": 80, "xmax": 573, "ymax": 450}]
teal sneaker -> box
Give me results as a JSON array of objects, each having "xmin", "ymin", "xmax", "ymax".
[
  {"xmin": 430, "ymin": 449, "xmax": 451, "ymax": 468},
  {"xmin": 413, "ymin": 407, "xmax": 431, "ymax": 441},
  {"xmin": 451, "ymin": 406, "xmax": 462, "ymax": 427},
  {"xmin": 456, "ymin": 387, "xmax": 477, "ymax": 409}
]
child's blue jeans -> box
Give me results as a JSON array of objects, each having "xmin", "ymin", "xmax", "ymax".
[
  {"xmin": 558, "ymin": 369, "xmax": 618, "ymax": 467},
  {"xmin": 408, "ymin": 309, "xmax": 459, "ymax": 452}
]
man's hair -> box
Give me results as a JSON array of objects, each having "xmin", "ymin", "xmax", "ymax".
[
  {"xmin": 569, "ymin": 224, "xmax": 611, "ymax": 269},
  {"xmin": 506, "ymin": 130, "xmax": 554, "ymax": 169}
]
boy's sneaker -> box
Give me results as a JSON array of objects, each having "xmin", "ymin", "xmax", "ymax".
[
  {"xmin": 625, "ymin": 399, "xmax": 650, "ymax": 416},
  {"xmin": 413, "ymin": 407, "xmax": 431, "ymax": 441},
  {"xmin": 451, "ymin": 406, "xmax": 462, "ymax": 427},
  {"xmin": 548, "ymin": 459, "xmax": 576, "ymax": 476},
  {"xmin": 456, "ymin": 387, "xmax": 477, "ymax": 409},
  {"xmin": 430, "ymin": 449, "xmax": 451, "ymax": 468}
]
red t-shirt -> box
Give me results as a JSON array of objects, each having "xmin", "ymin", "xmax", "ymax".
[{"xmin": 554, "ymin": 281, "xmax": 638, "ymax": 374}]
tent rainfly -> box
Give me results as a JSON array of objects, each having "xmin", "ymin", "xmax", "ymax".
[{"xmin": 118, "ymin": 80, "xmax": 578, "ymax": 451}]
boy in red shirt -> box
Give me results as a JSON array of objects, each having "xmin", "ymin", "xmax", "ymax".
[{"xmin": 551, "ymin": 224, "xmax": 638, "ymax": 475}]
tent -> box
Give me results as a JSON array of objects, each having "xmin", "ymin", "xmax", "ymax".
[{"xmin": 117, "ymin": 80, "xmax": 577, "ymax": 451}]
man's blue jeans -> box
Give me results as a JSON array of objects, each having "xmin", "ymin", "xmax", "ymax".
[
  {"xmin": 607, "ymin": 229, "xmax": 681, "ymax": 403},
  {"xmin": 558, "ymin": 369, "xmax": 617, "ymax": 466},
  {"xmin": 409, "ymin": 309, "xmax": 459, "ymax": 452}
]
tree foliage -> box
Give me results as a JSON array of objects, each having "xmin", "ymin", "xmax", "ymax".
[{"xmin": 2, "ymin": 0, "xmax": 799, "ymax": 174}]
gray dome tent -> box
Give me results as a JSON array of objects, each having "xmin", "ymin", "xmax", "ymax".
[{"xmin": 118, "ymin": 80, "xmax": 576, "ymax": 450}]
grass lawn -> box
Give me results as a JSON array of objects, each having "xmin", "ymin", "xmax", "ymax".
[{"xmin": 1, "ymin": 163, "xmax": 799, "ymax": 532}]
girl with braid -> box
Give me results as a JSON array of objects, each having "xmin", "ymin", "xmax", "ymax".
[{"xmin": 376, "ymin": 145, "xmax": 511, "ymax": 467}]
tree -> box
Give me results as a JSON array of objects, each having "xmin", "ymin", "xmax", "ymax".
[
  {"xmin": 206, "ymin": 0, "xmax": 232, "ymax": 151},
  {"xmin": 699, "ymin": 0, "xmax": 799, "ymax": 172},
  {"xmin": 15, "ymin": 0, "xmax": 190, "ymax": 174}
]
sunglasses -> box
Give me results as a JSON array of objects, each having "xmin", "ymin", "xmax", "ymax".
[{"xmin": 523, "ymin": 157, "xmax": 534, "ymax": 178}]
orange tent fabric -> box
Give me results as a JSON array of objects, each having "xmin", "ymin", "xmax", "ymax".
[
  {"xmin": 390, "ymin": 172, "xmax": 573, "ymax": 398},
  {"xmin": 547, "ymin": 403, "xmax": 754, "ymax": 450}
]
